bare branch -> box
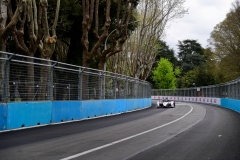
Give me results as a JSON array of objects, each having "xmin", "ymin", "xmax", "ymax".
[{"xmin": 52, "ymin": 0, "xmax": 60, "ymax": 37}]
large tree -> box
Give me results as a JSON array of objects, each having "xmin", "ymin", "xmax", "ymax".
[
  {"xmin": 11, "ymin": 0, "xmax": 61, "ymax": 60},
  {"xmin": 146, "ymin": 40, "xmax": 178, "ymax": 85},
  {"xmin": 177, "ymin": 47, "xmax": 219, "ymax": 88},
  {"xmin": 153, "ymin": 58, "xmax": 179, "ymax": 89},
  {"xmin": 81, "ymin": 0, "xmax": 138, "ymax": 70},
  {"xmin": 179, "ymin": 66, "xmax": 216, "ymax": 88},
  {"xmin": 0, "ymin": 0, "xmax": 26, "ymax": 101},
  {"xmin": 154, "ymin": 40, "xmax": 178, "ymax": 69},
  {"xmin": 8, "ymin": 0, "xmax": 61, "ymax": 100},
  {"xmin": 177, "ymin": 39, "xmax": 205, "ymax": 75},
  {"xmin": 0, "ymin": 0, "xmax": 24, "ymax": 52},
  {"xmin": 208, "ymin": 0, "xmax": 240, "ymax": 81},
  {"xmin": 107, "ymin": 0, "xmax": 187, "ymax": 80}
]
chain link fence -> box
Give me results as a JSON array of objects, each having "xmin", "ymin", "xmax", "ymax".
[
  {"xmin": 0, "ymin": 51, "xmax": 151, "ymax": 103},
  {"xmin": 152, "ymin": 78, "xmax": 240, "ymax": 100}
]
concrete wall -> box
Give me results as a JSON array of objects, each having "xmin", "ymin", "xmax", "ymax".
[
  {"xmin": 0, "ymin": 98, "xmax": 151, "ymax": 131},
  {"xmin": 0, "ymin": 103, "xmax": 7, "ymax": 130},
  {"xmin": 221, "ymin": 98, "xmax": 240, "ymax": 113},
  {"xmin": 151, "ymin": 96, "xmax": 221, "ymax": 105},
  {"xmin": 152, "ymin": 96, "xmax": 240, "ymax": 114},
  {"xmin": 3, "ymin": 96, "xmax": 239, "ymax": 132}
]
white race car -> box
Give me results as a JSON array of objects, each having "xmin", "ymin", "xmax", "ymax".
[{"xmin": 157, "ymin": 98, "xmax": 175, "ymax": 108}]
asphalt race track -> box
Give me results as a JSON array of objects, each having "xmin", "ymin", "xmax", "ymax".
[{"xmin": 1, "ymin": 101, "xmax": 240, "ymax": 160}]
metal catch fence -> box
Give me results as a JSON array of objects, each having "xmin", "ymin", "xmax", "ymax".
[
  {"xmin": 0, "ymin": 51, "xmax": 151, "ymax": 102},
  {"xmin": 152, "ymin": 78, "xmax": 240, "ymax": 100}
]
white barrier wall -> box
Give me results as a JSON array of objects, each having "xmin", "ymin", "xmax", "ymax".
[{"xmin": 151, "ymin": 96, "xmax": 221, "ymax": 106}]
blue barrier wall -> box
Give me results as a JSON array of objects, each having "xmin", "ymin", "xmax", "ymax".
[
  {"xmin": 100, "ymin": 100, "xmax": 116, "ymax": 115},
  {"xmin": 81, "ymin": 100, "xmax": 102, "ymax": 119},
  {"xmin": 221, "ymin": 98, "xmax": 240, "ymax": 113},
  {"xmin": 51, "ymin": 101, "xmax": 82, "ymax": 123},
  {"xmin": 6, "ymin": 102, "xmax": 52, "ymax": 130},
  {"xmin": 3, "ymin": 97, "xmax": 240, "ymax": 132},
  {"xmin": 0, "ymin": 98, "xmax": 151, "ymax": 131},
  {"xmin": 145, "ymin": 98, "xmax": 152, "ymax": 107},
  {"xmin": 116, "ymin": 99, "xmax": 127, "ymax": 113},
  {"xmin": 126, "ymin": 99, "xmax": 135, "ymax": 111},
  {"xmin": 0, "ymin": 103, "xmax": 7, "ymax": 130}
]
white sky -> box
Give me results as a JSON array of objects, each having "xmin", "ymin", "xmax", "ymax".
[{"xmin": 165, "ymin": 0, "xmax": 233, "ymax": 54}]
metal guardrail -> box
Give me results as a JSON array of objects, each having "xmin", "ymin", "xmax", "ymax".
[
  {"xmin": 0, "ymin": 51, "xmax": 151, "ymax": 102},
  {"xmin": 152, "ymin": 78, "xmax": 240, "ymax": 100}
]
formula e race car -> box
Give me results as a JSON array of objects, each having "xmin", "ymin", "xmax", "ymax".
[{"xmin": 157, "ymin": 98, "xmax": 175, "ymax": 108}]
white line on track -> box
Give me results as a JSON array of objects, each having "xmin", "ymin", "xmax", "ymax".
[{"xmin": 60, "ymin": 104, "xmax": 193, "ymax": 160}]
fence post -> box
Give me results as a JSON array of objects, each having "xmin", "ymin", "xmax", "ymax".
[
  {"xmin": 2, "ymin": 54, "xmax": 14, "ymax": 103},
  {"xmin": 131, "ymin": 80, "xmax": 135, "ymax": 99},
  {"xmin": 78, "ymin": 68, "xmax": 83, "ymax": 100},
  {"xmin": 113, "ymin": 75, "xmax": 117, "ymax": 99},
  {"xmin": 2, "ymin": 55, "xmax": 8, "ymax": 103},
  {"xmin": 238, "ymin": 80, "xmax": 240, "ymax": 99},
  {"xmin": 48, "ymin": 62, "xmax": 56, "ymax": 100},
  {"xmin": 124, "ymin": 77, "xmax": 127, "ymax": 99},
  {"xmin": 99, "ymin": 71, "xmax": 103, "ymax": 99},
  {"xmin": 48, "ymin": 64, "xmax": 53, "ymax": 100},
  {"xmin": 139, "ymin": 80, "xmax": 141, "ymax": 98}
]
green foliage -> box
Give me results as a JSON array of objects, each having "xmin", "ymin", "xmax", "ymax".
[
  {"xmin": 176, "ymin": 45, "xmax": 221, "ymax": 88},
  {"xmin": 174, "ymin": 67, "xmax": 181, "ymax": 77},
  {"xmin": 208, "ymin": 1, "xmax": 240, "ymax": 81},
  {"xmin": 44, "ymin": 0, "xmax": 82, "ymax": 64},
  {"xmin": 177, "ymin": 39, "xmax": 205, "ymax": 75},
  {"xmin": 179, "ymin": 65, "xmax": 217, "ymax": 88},
  {"xmin": 153, "ymin": 58, "xmax": 178, "ymax": 89},
  {"xmin": 48, "ymin": 0, "xmax": 81, "ymax": 39},
  {"xmin": 48, "ymin": 0, "xmax": 139, "ymax": 68},
  {"xmin": 154, "ymin": 40, "xmax": 178, "ymax": 68},
  {"xmin": 178, "ymin": 70, "xmax": 197, "ymax": 88},
  {"xmin": 147, "ymin": 40, "xmax": 178, "ymax": 85}
]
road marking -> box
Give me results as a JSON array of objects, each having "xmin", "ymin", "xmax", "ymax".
[{"xmin": 60, "ymin": 105, "xmax": 193, "ymax": 160}]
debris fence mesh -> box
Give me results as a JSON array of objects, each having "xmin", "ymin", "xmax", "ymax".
[
  {"xmin": 0, "ymin": 51, "xmax": 151, "ymax": 102},
  {"xmin": 152, "ymin": 78, "xmax": 240, "ymax": 99}
]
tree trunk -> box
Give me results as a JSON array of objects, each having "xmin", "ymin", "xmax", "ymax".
[
  {"xmin": 38, "ymin": 59, "xmax": 51, "ymax": 101},
  {"xmin": 0, "ymin": 0, "xmax": 9, "ymax": 101},
  {"xmin": 36, "ymin": 0, "xmax": 60, "ymax": 100},
  {"xmin": 27, "ymin": 58, "xmax": 34, "ymax": 101},
  {"xmin": 0, "ymin": 39, "xmax": 6, "ymax": 101},
  {"xmin": 98, "ymin": 57, "xmax": 106, "ymax": 71},
  {"xmin": 0, "ymin": 0, "xmax": 33, "ymax": 101}
]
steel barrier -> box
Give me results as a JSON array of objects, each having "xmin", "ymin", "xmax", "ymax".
[
  {"xmin": 152, "ymin": 78, "xmax": 240, "ymax": 100},
  {"xmin": 0, "ymin": 51, "xmax": 151, "ymax": 103}
]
